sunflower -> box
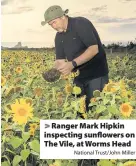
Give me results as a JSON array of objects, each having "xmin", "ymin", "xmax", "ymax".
[
  {"xmin": 128, "ymin": 95, "xmax": 135, "ymax": 101},
  {"xmin": 65, "ymin": 84, "xmax": 73, "ymax": 94},
  {"xmin": 119, "ymin": 80, "xmax": 126, "ymax": 89},
  {"xmin": 127, "ymin": 91, "xmax": 134, "ymax": 100},
  {"xmin": 10, "ymin": 98, "xmax": 33, "ymax": 125},
  {"xmin": 72, "ymin": 86, "xmax": 81, "ymax": 95},
  {"xmin": 42, "ymin": 68, "xmax": 61, "ymax": 82},
  {"xmin": 103, "ymin": 84, "xmax": 108, "ymax": 92},
  {"xmin": 121, "ymin": 90, "xmax": 133, "ymax": 99},
  {"xmin": 74, "ymin": 70, "xmax": 80, "ymax": 77},
  {"xmin": 14, "ymin": 86, "xmax": 23, "ymax": 93},
  {"xmin": 120, "ymin": 103, "xmax": 133, "ymax": 117},
  {"xmin": 6, "ymin": 74, "xmax": 12, "ymax": 80},
  {"xmin": 29, "ymin": 123, "xmax": 38, "ymax": 131},
  {"xmin": 120, "ymin": 89, "xmax": 127, "ymax": 97},
  {"xmin": 81, "ymin": 113, "xmax": 87, "ymax": 119},
  {"xmin": 79, "ymin": 95, "xmax": 86, "ymax": 113},
  {"xmin": 15, "ymin": 78, "xmax": 22, "ymax": 84},
  {"xmin": 123, "ymin": 161, "xmax": 136, "ymax": 166},
  {"xmin": 60, "ymin": 74, "xmax": 69, "ymax": 80},
  {"xmin": 34, "ymin": 87, "xmax": 42, "ymax": 97},
  {"xmin": 29, "ymin": 130, "xmax": 35, "ymax": 136},
  {"xmin": 103, "ymin": 83, "xmax": 117, "ymax": 93},
  {"xmin": 25, "ymin": 98, "xmax": 33, "ymax": 106},
  {"xmin": 16, "ymin": 66, "xmax": 23, "ymax": 74},
  {"xmin": 56, "ymin": 92, "xmax": 63, "ymax": 98},
  {"xmin": 127, "ymin": 80, "xmax": 136, "ymax": 88},
  {"xmin": 70, "ymin": 72, "xmax": 75, "ymax": 78},
  {"xmin": 93, "ymin": 90, "xmax": 101, "ymax": 97},
  {"xmin": 90, "ymin": 97, "xmax": 97, "ymax": 103},
  {"xmin": 70, "ymin": 70, "xmax": 80, "ymax": 79},
  {"xmin": 1, "ymin": 76, "xmax": 7, "ymax": 86},
  {"xmin": 109, "ymin": 79, "xmax": 113, "ymax": 83},
  {"xmin": 57, "ymin": 97, "xmax": 63, "ymax": 106}
]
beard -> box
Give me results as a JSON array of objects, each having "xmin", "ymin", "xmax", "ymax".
[
  {"xmin": 57, "ymin": 29, "xmax": 64, "ymax": 33},
  {"xmin": 54, "ymin": 27, "xmax": 64, "ymax": 33}
]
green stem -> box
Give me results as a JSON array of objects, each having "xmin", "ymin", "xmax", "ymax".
[
  {"xmin": 62, "ymin": 94, "xmax": 69, "ymax": 118},
  {"xmin": 5, "ymin": 149, "xmax": 16, "ymax": 155},
  {"xmin": 46, "ymin": 101, "xmax": 50, "ymax": 119},
  {"xmin": 64, "ymin": 94, "xmax": 69, "ymax": 107},
  {"xmin": 23, "ymin": 143, "xmax": 26, "ymax": 150},
  {"xmin": 52, "ymin": 87, "xmax": 56, "ymax": 102},
  {"xmin": 47, "ymin": 108, "xmax": 50, "ymax": 119}
]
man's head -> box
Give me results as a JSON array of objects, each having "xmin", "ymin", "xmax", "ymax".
[
  {"xmin": 48, "ymin": 16, "xmax": 68, "ymax": 32},
  {"xmin": 41, "ymin": 5, "xmax": 69, "ymax": 32}
]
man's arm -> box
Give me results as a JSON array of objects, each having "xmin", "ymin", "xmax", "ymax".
[
  {"xmin": 73, "ymin": 45, "xmax": 98, "ymax": 66},
  {"xmin": 73, "ymin": 17, "xmax": 99, "ymax": 66},
  {"xmin": 57, "ymin": 45, "xmax": 98, "ymax": 75}
]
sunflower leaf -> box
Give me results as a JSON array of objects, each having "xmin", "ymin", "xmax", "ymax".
[
  {"xmin": 117, "ymin": 162, "xmax": 123, "ymax": 166},
  {"xmin": 45, "ymin": 160, "xmax": 53, "ymax": 165},
  {"xmin": 97, "ymin": 160, "xmax": 115, "ymax": 166},
  {"xmin": 29, "ymin": 140, "xmax": 40, "ymax": 153},
  {"xmin": 13, "ymin": 155, "xmax": 22, "ymax": 166},
  {"xmin": 103, "ymin": 98, "xmax": 109, "ymax": 105},
  {"xmin": 20, "ymin": 149, "xmax": 30, "ymax": 161},
  {"xmin": 22, "ymin": 132, "xmax": 30, "ymax": 142},
  {"xmin": 96, "ymin": 106, "xmax": 106, "ymax": 114},
  {"xmin": 107, "ymin": 105, "xmax": 119, "ymax": 115},
  {"xmin": 30, "ymin": 150, "xmax": 39, "ymax": 156},
  {"xmin": 10, "ymin": 137, "xmax": 23, "ymax": 149},
  {"xmin": 1, "ymin": 161, "xmax": 10, "ymax": 166},
  {"xmin": 63, "ymin": 112, "xmax": 75, "ymax": 119}
]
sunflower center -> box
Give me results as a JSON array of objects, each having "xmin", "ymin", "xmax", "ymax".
[
  {"xmin": 18, "ymin": 108, "xmax": 27, "ymax": 116},
  {"xmin": 122, "ymin": 105, "xmax": 129, "ymax": 112},
  {"xmin": 32, "ymin": 125, "xmax": 36, "ymax": 129}
]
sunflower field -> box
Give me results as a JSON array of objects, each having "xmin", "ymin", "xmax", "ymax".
[{"xmin": 1, "ymin": 49, "xmax": 136, "ymax": 166}]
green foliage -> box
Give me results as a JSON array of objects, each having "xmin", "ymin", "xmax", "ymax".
[
  {"xmin": 21, "ymin": 149, "xmax": 30, "ymax": 161},
  {"xmin": 13, "ymin": 155, "xmax": 22, "ymax": 166},
  {"xmin": 10, "ymin": 137, "xmax": 24, "ymax": 149},
  {"xmin": 29, "ymin": 140, "xmax": 40, "ymax": 153},
  {"xmin": 1, "ymin": 50, "xmax": 136, "ymax": 166}
]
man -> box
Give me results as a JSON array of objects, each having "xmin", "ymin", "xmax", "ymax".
[
  {"xmin": 41, "ymin": 5, "xmax": 109, "ymax": 111},
  {"xmin": 41, "ymin": 5, "xmax": 105, "ymax": 165}
]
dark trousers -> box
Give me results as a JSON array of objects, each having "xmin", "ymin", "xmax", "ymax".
[
  {"xmin": 74, "ymin": 75, "xmax": 109, "ymax": 166},
  {"xmin": 74, "ymin": 74, "xmax": 109, "ymax": 111}
]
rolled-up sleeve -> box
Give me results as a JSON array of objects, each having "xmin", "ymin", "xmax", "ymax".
[
  {"xmin": 75, "ymin": 18, "xmax": 98, "ymax": 47},
  {"xmin": 55, "ymin": 34, "xmax": 65, "ymax": 59}
]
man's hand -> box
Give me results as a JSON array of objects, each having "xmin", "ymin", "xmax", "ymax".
[
  {"xmin": 57, "ymin": 61, "xmax": 74, "ymax": 75},
  {"xmin": 54, "ymin": 59, "xmax": 66, "ymax": 69}
]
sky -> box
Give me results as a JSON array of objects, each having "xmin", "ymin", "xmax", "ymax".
[{"xmin": 1, "ymin": 0, "xmax": 136, "ymax": 47}]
